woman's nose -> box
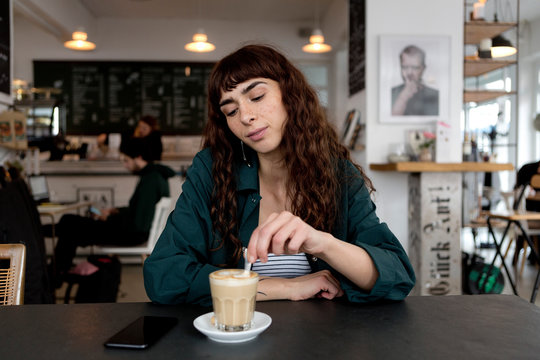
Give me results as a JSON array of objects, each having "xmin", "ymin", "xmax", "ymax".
[{"xmin": 239, "ymin": 103, "xmax": 255, "ymax": 124}]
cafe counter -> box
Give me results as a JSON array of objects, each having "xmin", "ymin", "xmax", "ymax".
[{"xmin": 39, "ymin": 159, "xmax": 191, "ymax": 208}]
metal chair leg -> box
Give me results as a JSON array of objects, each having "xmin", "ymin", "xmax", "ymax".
[{"xmin": 487, "ymin": 218, "xmax": 518, "ymax": 295}]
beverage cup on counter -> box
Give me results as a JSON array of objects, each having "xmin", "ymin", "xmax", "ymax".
[{"xmin": 209, "ymin": 269, "xmax": 259, "ymax": 332}]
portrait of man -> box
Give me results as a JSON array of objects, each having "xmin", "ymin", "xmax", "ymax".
[
  {"xmin": 391, "ymin": 45, "xmax": 439, "ymax": 116},
  {"xmin": 379, "ymin": 35, "xmax": 449, "ymax": 124}
]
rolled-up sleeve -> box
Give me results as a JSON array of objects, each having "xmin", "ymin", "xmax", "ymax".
[
  {"xmin": 334, "ymin": 161, "xmax": 416, "ymax": 302},
  {"xmin": 143, "ymin": 151, "xmax": 220, "ymax": 306}
]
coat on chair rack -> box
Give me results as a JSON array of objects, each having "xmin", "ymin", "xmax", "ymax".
[{"xmin": 0, "ymin": 178, "xmax": 54, "ymax": 304}]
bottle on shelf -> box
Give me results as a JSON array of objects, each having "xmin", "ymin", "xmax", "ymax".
[
  {"xmin": 463, "ymin": 132, "xmax": 472, "ymax": 161},
  {"xmin": 470, "ymin": 133, "xmax": 479, "ymax": 162}
]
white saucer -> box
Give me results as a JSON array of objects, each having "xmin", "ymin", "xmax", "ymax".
[{"xmin": 193, "ymin": 311, "xmax": 272, "ymax": 343}]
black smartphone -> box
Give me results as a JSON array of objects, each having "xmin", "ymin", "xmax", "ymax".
[{"xmin": 104, "ymin": 316, "xmax": 178, "ymax": 349}]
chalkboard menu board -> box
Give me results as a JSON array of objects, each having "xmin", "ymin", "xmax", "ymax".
[
  {"xmin": 349, "ymin": 0, "xmax": 365, "ymax": 96},
  {"xmin": 0, "ymin": 0, "xmax": 11, "ymax": 103},
  {"xmin": 33, "ymin": 61, "xmax": 214, "ymax": 135}
]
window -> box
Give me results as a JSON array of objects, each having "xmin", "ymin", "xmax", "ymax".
[
  {"xmin": 297, "ymin": 63, "xmax": 329, "ymax": 108},
  {"xmin": 464, "ymin": 68, "xmax": 516, "ymax": 191}
]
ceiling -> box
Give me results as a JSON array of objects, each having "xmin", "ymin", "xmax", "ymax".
[
  {"xmin": 79, "ymin": 0, "xmax": 540, "ymax": 22},
  {"xmin": 80, "ymin": 0, "xmax": 335, "ymax": 22}
]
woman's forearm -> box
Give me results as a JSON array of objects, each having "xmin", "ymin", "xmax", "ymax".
[{"xmin": 314, "ymin": 232, "xmax": 379, "ymax": 291}]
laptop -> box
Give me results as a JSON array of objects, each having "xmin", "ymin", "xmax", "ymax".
[{"xmin": 28, "ymin": 175, "xmax": 52, "ymax": 204}]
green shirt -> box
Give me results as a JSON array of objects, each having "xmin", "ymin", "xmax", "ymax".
[
  {"xmin": 144, "ymin": 149, "xmax": 415, "ymax": 306},
  {"xmin": 112, "ymin": 163, "xmax": 175, "ymax": 235}
]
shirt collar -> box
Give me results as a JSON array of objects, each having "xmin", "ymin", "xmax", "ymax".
[{"xmin": 236, "ymin": 151, "xmax": 259, "ymax": 192}]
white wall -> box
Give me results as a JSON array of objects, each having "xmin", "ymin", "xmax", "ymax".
[
  {"xmin": 354, "ymin": 0, "xmax": 464, "ymax": 251},
  {"xmin": 517, "ymin": 17, "xmax": 540, "ymax": 167}
]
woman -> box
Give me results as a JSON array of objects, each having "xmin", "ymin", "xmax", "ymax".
[
  {"xmin": 144, "ymin": 44, "xmax": 415, "ymax": 306},
  {"xmin": 134, "ymin": 115, "xmax": 163, "ymax": 161}
]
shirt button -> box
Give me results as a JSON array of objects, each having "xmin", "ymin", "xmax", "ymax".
[{"xmin": 251, "ymin": 198, "xmax": 257, "ymax": 203}]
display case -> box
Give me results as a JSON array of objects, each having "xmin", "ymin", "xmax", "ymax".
[{"xmin": 14, "ymin": 98, "xmax": 66, "ymax": 141}]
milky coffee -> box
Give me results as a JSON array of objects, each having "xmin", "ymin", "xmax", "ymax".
[{"xmin": 209, "ymin": 269, "xmax": 259, "ymax": 332}]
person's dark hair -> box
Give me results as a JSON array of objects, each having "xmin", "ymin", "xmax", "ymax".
[
  {"xmin": 140, "ymin": 115, "xmax": 159, "ymax": 130},
  {"xmin": 120, "ymin": 136, "xmax": 153, "ymax": 162},
  {"xmin": 203, "ymin": 44, "xmax": 374, "ymax": 266},
  {"xmin": 400, "ymin": 45, "xmax": 426, "ymax": 67}
]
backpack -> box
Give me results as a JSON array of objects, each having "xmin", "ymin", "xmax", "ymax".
[
  {"xmin": 462, "ymin": 251, "xmax": 504, "ymax": 295},
  {"xmin": 64, "ymin": 255, "xmax": 122, "ymax": 303}
]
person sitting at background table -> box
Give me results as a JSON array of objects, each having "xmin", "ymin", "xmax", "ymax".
[
  {"xmin": 134, "ymin": 115, "xmax": 163, "ymax": 161},
  {"xmin": 143, "ymin": 44, "xmax": 415, "ymax": 306},
  {"xmin": 48, "ymin": 136, "xmax": 175, "ymax": 285}
]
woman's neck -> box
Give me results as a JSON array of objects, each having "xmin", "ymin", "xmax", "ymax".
[
  {"xmin": 257, "ymin": 152, "xmax": 289, "ymax": 222},
  {"xmin": 257, "ymin": 152, "xmax": 288, "ymax": 186}
]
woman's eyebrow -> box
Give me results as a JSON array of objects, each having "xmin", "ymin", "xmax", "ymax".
[
  {"xmin": 219, "ymin": 80, "xmax": 267, "ymax": 107},
  {"xmin": 241, "ymin": 80, "xmax": 266, "ymax": 95}
]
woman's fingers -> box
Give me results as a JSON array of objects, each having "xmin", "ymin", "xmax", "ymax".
[
  {"xmin": 248, "ymin": 211, "xmax": 295, "ymax": 262},
  {"xmin": 287, "ymin": 270, "xmax": 344, "ymax": 301},
  {"xmin": 247, "ymin": 212, "xmax": 279, "ymax": 262},
  {"xmin": 248, "ymin": 211, "xmax": 325, "ymax": 263}
]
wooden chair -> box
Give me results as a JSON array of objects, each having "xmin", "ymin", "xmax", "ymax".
[
  {"xmin": 0, "ymin": 244, "xmax": 26, "ymax": 305},
  {"xmin": 486, "ymin": 174, "xmax": 540, "ymax": 303},
  {"xmin": 93, "ymin": 197, "xmax": 172, "ymax": 264}
]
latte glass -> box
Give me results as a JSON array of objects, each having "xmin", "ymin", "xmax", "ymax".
[{"xmin": 209, "ymin": 269, "xmax": 259, "ymax": 332}]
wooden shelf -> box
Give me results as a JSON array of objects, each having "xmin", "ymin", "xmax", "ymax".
[
  {"xmin": 0, "ymin": 143, "xmax": 27, "ymax": 151},
  {"xmin": 369, "ymin": 162, "xmax": 514, "ymax": 173},
  {"xmin": 464, "ymin": 21, "xmax": 517, "ymax": 44},
  {"xmin": 464, "ymin": 59, "xmax": 516, "ymax": 77},
  {"xmin": 464, "ymin": 90, "xmax": 516, "ymax": 103}
]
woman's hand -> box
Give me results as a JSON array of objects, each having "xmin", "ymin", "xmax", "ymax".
[
  {"xmin": 247, "ymin": 211, "xmax": 327, "ymax": 263},
  {"xmin": 98, "ymin": 207, "xmax": 118, "ymax": 221},
  {"xmin": 248, "ymin": 211, "xmax": 379, "ymax": 293},
  {"xmin": 257, "ymin": 270, "xmax": 344, "ymax": 301}
]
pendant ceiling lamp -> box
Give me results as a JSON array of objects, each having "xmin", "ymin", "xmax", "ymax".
[
  {"xmin": 303, "ymin": 29, "xmax": 332, "ymax": 53},
  {"xmin": 490, "ymin": 34, "xmax": 517, "ymax": 58},
  {"xmin": 302, "ymin": 1, "xmax": 331, "ymax": 54},
  {"xmin": 64, "ymin": 28, "xmax": 96, "ymax": 51},
  {"xmin": 489, "ymin": 0, "xmax": 517, "ymax": 58},
  {"xmin": 185, "ymin": 29, "xmax": 215, "ymax": 52},
  {"xmin": 185, "ymin": 1, "xmax": 215, "ymax": 53}
]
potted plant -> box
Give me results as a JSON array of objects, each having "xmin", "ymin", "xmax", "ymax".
[{"xmin": 419, "ymin": 131, "xmax": 435, "ymax": 162}]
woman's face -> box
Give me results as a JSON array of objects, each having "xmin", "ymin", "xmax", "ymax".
[
  {"xmin": 135, "ymin": 120, "xmax": 152, "ymax": 137},
  {"xmin": 219, "ymin": 78, "xmax": 287, "ymax": 157}
]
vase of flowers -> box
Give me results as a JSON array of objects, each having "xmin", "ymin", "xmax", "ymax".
[{"xmin": 418, "ymin": 131, "xmax": 435, "ymax": 162}]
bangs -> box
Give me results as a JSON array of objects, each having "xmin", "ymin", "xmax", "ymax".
[
  {"xmin": 216, "ymin": 54, "xmax": 278, "ymax": 93},
  {"xmin": 208, "ymin": 45, "xmax": 288, "ymax": 106}
]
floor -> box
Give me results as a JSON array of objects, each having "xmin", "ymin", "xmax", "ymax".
[
  {"xmin": 55, "ymin": 228, "xmax": 540, "ymax": 305},
  {"xmin": 114, "ymin": 263, "xmax": 150, "ymax": 303},
  {"xmin": 462, "ymin": 226, "xmax": 540, "ymax": 306}
]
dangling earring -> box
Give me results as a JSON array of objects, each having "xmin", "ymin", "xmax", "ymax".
[{"xmin": 240, "ymin": 141, "xmax": 252, "ymax": 168}]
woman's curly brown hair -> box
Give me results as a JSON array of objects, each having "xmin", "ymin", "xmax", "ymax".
[{"xmin": 203, "ymin": 44, "xmax": 374, "ymax": 266}]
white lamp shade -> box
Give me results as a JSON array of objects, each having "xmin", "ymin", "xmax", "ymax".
[
  {"xmin": 64, "ymin": 30, "xmax": 96, "ymax": 51},
  {"xmin": 302, "ymin": 28, "xmax": 332, "ymax": 53},
  {"xmin": 185, "ymin": 29, "xmax": 215, "ymax": 52}
]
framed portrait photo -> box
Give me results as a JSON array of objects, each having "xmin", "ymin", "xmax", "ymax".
[{"xmin": 379, "ymin": 35, "xmax": 450, "ymax": 124}]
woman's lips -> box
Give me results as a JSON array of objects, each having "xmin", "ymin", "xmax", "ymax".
[{"xmin": 247, "ymin": 127, "xmax": 267, "ymax": 141}]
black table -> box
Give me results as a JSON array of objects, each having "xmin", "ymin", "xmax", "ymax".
[{"xmin": 1, "ymin": 295, "xmax": 539, "ymax": 359}]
